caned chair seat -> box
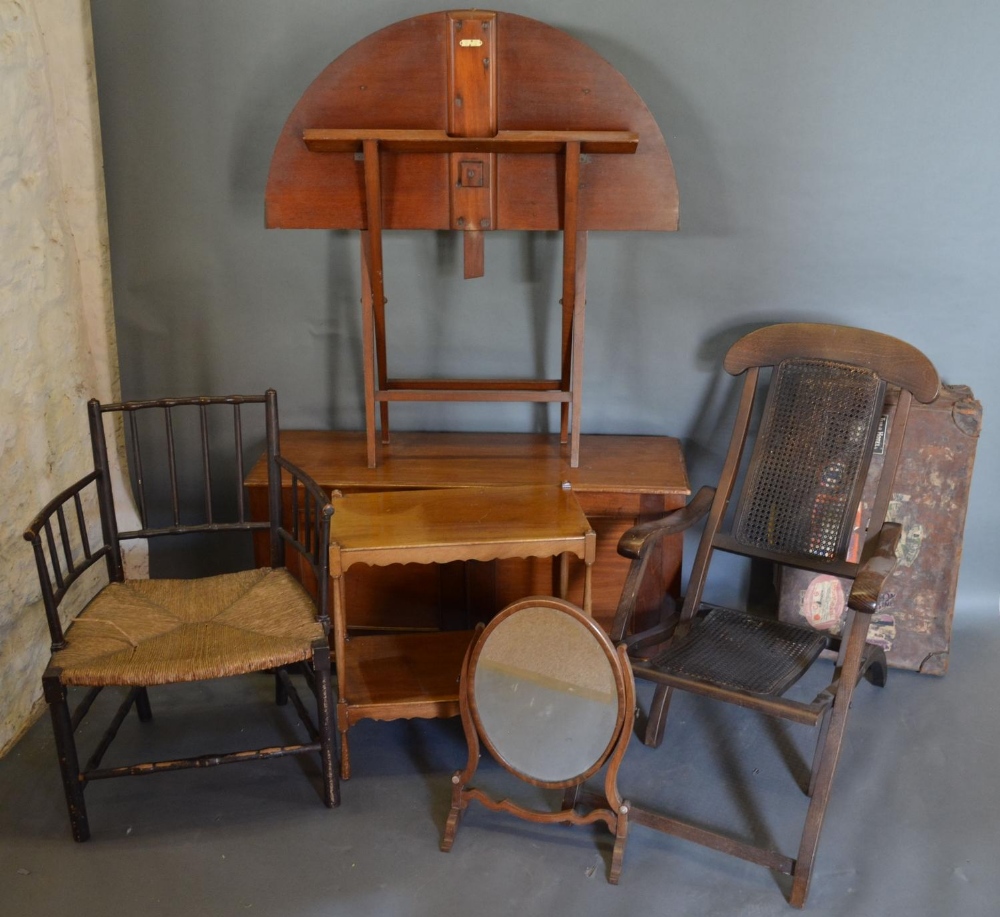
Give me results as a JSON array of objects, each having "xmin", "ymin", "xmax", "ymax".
[
  {"xmin": 648, "ymin": 607, "xmax": 828, "ymax": 696},
  {"xmin": 52, "ymin": 569, "xmax": 325, "ymax": 687}
]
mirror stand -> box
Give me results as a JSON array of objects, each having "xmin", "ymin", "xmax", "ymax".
[{"xmin": 441, "ymin": 597, "xmax": 635, "ymax": 884}]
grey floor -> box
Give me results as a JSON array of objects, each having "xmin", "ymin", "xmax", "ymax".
[{"xmin": 2, "ymin": 613, "xmax": 997, "ymax": 917}]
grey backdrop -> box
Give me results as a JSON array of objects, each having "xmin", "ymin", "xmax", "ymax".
[{"xmin": 90, "ymin": 1, "xmax": 997, "ymax": 616}]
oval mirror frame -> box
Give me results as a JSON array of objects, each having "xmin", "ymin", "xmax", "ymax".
[{"xmin": 468, "ymin": 598, "xmax": 626, "ymax": 788}]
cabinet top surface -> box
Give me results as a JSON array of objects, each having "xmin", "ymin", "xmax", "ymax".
[
  {"xmin": 328, "ymin": 484, "xmax": 593, "ymax": 561},
  {"xmin": 249, "ymin": 430, "xmax": 688, "ymax": 495}
]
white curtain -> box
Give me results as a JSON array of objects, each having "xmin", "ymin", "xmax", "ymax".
[{"xmin": 0, "ymin": 1, "xmax": 144, "ymax": 755}]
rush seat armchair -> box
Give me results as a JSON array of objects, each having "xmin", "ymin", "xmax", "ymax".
[{"xmin": 24, "ymin": 390, "xmax": 339, "ymax": 840}]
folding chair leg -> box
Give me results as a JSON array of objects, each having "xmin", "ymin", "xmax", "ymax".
[
  {"xmin": 43, "ymin": 677, "xmax": 90, "ymax": 842},
  {"xmin": 806, "ymin": 709, "xmax": 832, "ymax": 798},
  {"xmin": 313, "ymin": 644, "xmax": 340, "ymax": 807},
  {"xmin": 643, "ymin": 684, "xmax": 675, "ymax": 748},
  {"xmin": 790, "ymin": 696, "xmax": 853, "ymax": 907}
]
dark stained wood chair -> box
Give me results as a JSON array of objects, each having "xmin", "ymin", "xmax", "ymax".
[
  {"xmin": 609, "ymin": 323, "xmax": 940, "ymax": 906},
  {"xmin": 23, "ymin": 391, "xmax": 339, "ymax": 841}
]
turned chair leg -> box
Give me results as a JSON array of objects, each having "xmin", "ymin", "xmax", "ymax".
[
  {"xmin": 275, "ymin": 671, "xmax": 289, "ymax": 706},
  {"xmin": 135, "ymin": 686, "xmax": 153, "ymax": 722},
  {"xmin": 313, "ymin": 645, "xmax": 340, "ymax": 807},
  {"xmin": 44, "ymin": 677, "xmax": 90, "ymax": 842}
]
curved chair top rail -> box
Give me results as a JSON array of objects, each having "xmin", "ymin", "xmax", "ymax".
[{"xmin": 724, "ymin": 323, "xmax": 940, "ymax": 403}]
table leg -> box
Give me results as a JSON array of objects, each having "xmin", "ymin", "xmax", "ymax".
[
  {"xmin": 337, "ymin": 704, "xmax": 351, "ymax": 781},
  {"xmin": 583, "ymin": 529, "xmax": 596, "ymax": 616},
  {"xmin": 332, "ymin": 570, "xmax": 352, "ymax": 780}
]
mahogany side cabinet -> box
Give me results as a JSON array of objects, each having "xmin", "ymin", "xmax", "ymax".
[{"xmin": 245, "ymin": 430, "xmax": 689, "ymax": 635}]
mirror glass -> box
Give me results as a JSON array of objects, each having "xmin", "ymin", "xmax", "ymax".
[{"xmin": 473, "ymin": 605, "xmax": 620, "ymax": 783}]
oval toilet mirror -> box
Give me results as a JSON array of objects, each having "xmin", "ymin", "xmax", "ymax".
[{"xmin": 469, "ymin": 600, "xmax": 624, "ymax": 786}]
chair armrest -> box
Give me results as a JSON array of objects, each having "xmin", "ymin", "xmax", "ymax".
[
  {"xmin": 273, "ymin": 455, "xmax": 335, "ymax": 625},
  {"xmin": 24, "ymin": 471, "xmax": 100, "ymax": 543},
  {"xmin": 610, "ymin": 488, "xmax": 715, "ymax": 644},
  {"xmin": 847, "ymin": 523, "xmax": 902, "ymax": 615},
  {"xmin": 274, "ymin": 455, "xmax": 333, "ymax": 571},
  {"xmin": 617, "ymin": 486, "xmax": 716, "ymax": 560},
  {"xmin": 620, "ymin": 609, "xmax": 682, "ymax": 656},
  {"xmin": 23, "ymin": 470, "xmax": 113, "ymax": 648}
]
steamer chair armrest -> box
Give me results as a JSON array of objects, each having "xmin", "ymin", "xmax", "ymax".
[
  {"xmin": 617, "ymin": 486, "xmax": 716, "ymax": 560},
  {"xmin": 610, "ymin": 487, "xmax": 715, "ymax": 645},
  {"xmin": 848, "ymin": 523, "xmax": 902, "ymax": 615},
  {"xmin": 620, "ymin": 610, "xmax": 682, "ymax": 655},
  {"xmin": 811, "ymin": 524, "xmax": 901, "ymax": 704}
]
